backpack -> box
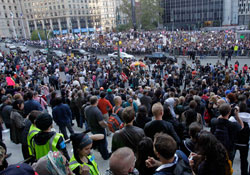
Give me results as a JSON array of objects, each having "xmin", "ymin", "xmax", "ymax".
[
  {"xmin": 214, "ymin": 123, "xmax": 231, "ymax": 152},
  {"xmin": 108, "ymin": 107, "xmax": 123, "ymax": 133}
]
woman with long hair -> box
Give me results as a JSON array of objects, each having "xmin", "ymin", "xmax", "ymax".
[
  {"xmin": 189, "ymin": 131, "xmax": 233, "ymax": 175},
  {"xmin": 10, "ymin": 99, "xmax": 28, "ymax": 159}
]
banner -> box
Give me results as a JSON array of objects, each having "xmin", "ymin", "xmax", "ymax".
[{"xmin": 6, "ymin": 77, "xmax": 15, "ymax": 86}]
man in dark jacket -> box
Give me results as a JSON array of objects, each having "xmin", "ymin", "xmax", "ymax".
[
  {"xmin": 144, "ymin": 103, "xmax": 180, "ymax": 145},
  {"xmin": 52, "ymin": 97, "xmax": 74, "ymax": 140},
  {"xmin": 112, "ymin": 106, "xmax": 145, "ymax": 153},
  {"xmin": 24, "ymin": 91, "xmax": 43, "ymax": 116}
]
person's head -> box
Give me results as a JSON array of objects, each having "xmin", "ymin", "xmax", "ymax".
[
  {"xmin": 189, "ymin": 122, "xmax": 203, "ymax": 141},
  {"xmin": 238, "ymin": 94, "xmax": 247, "ymax": 103},
  {"xmin": 29, "ymin": 110, "xmax": 43, "ymax": 124},
  {"xmin": 13, "ymin": 93, "xmax": 23, "ymax": 101},
  {"xmin": 100, "ymin": 92, "xmax": 106, "ymax": 98},
  {"xmin": 12, "ymin": 99, "xmax": 24, "ymax": 111},
  {"xmin": 137, "ymin": 105, "xmax": 148, "ymax": 118},
  {"xmin": 154, "ymin": 133, "xmax": 177, "ymax": 161},
  {"xmin": 35, "ymin": 113, "xmax": 53, "ymax": 131},
  {"xmin": 70, "ymin": 133, "xmax": 93, "ymax": 162},
  {"xmin": 32, "ymin": 151, "xmax": 72, "ymax": 175},
  {"xmin": 26, "ymin": 91, "xmax": 34, "ymax": 100},
  {"xmin": 219, "ymin": 103, "xmax": 231, "ymax": 118},
  {"xmin": 239, "ymin": 102, "xmax": 247, "ymax": 113},
  {"xmin": 114, "ymin": 96, "xmax": 122, "ymax": 106},
  {"xmin": 152, "ymin": 102, "xmax": 163, "ymax": 118},
  {"xmin": 90, "ymin": 96, "xmax": 98, "ymax": 105},
  {"xmin": 110, "ymin": 147, "xmax": 135, "ymax": 175},
  {"xmin": 189, "ymin": 100, "xmax": 197, "ymax": 109},
  {"xmin": 193, "ymin": 95, "xmax": 201, "ymax": 104},
  {"xmin": 122, "ymin": 106, "xmax": 135, "ymax": 124},
  {"xmin": 54, "ymin": 97, "xmax": 63, "ymax": 106},
  {"xmin": 227, "ymin": 93, "xmax": 236, "ymax": 103},
  {"xmin": 1, "ymin": 95, "xmax": 11, "ymax": 104},
  {"xmin": 137, "ymin": 137, "xmax": 154, "ymax": 166}
]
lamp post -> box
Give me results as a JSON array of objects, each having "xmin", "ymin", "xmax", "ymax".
[
  {"xmin": 116, "ymin": 7, "xmax": 122, "ymax": 73},
  {"xmin": 44, "ymin": 28, "xmax": 51, "ymax": 62}
]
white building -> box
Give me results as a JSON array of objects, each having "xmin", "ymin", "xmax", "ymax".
[
  {"xmin": 0, "ymin": 0, "xmax": 27, "ymax": 38},
  {"xmin": 238, "ymin": 0, "xmax": 250, "ymax": 25}
]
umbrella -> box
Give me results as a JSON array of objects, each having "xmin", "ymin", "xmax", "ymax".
[
  {"xmin": 6, "ymin": 77, "xmax": 15, "ymax": 86},
  {"xmin": 130, "ymin": 61, "xmax": 146, "ymax": 67}
]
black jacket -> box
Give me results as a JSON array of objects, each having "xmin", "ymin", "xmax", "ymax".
[{"xmin": 112, "ymin": 125, "xmax": 145, "ymax": 153}]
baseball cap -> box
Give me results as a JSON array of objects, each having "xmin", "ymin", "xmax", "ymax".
[{"xmin": 0, "ymin": 163, "xmax": 38, "ymax": 175}]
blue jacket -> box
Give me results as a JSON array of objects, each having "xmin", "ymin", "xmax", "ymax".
[
  {"xmin": 52, "ymin": 103, "xmax": 72, "ymax": 126},
  {"xmin": 24, "ymin": 100, "xmax": 43, "ymax": 116}
]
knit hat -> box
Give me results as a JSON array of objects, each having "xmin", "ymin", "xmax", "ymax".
[
  {"xmin": 0, "ymin": 163, "xmax": 38, "ymax": 175},
  {"xmin": 70, "ymin": 133, "xmax": 92, "ymax": 150},
  {"xmin": 35, "ymin": 113, "xmax": 53, "ymax": 131}
]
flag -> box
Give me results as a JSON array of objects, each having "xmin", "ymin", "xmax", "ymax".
[
  {"xmin": 6, "ymin": 77, "xmax": 15, "ymax": 86},
  {"xmin": 121, "ymin": 72, "xmax": 128, "ymax": 82},
  {"xmin": 38, "ymin": 31, "xmax": 42, "ymax": 41}
]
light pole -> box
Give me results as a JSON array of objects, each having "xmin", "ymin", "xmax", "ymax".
[
  {"xmin": 131, "ymin": 0, "xmax": 136, "ymax": 36},
  {"xmin": 44, "ymin": 28, "xmax": 51, "ymax": 62},
  {"xmin": 116, "ymin": 7, "xmax": 122, "ymax": 73}
]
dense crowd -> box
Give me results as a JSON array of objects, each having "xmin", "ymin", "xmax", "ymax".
[
  {"xmin": 1, "ymin": 30, "xmax": 250, "ymax": 175},
  {"xmin": 27, "ymin": 30, "xmax": 250, "ymax": 57}
]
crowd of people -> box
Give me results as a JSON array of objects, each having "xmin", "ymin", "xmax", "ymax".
[
  {"xmin": 27, "ymin": 30, "xmax": 250, "ymax": 57},
  {"xmin": 1, "ymin": 29, "xmax": 250, "ymax": 175}
]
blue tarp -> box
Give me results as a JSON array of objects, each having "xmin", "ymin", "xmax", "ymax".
[
  {"xmin": 62, "ymin": 30, "xmax": 68, "ymax": 34},
  {"xmin": 53, "ymin": 30, "xmax": 60, "ymax": 35}
]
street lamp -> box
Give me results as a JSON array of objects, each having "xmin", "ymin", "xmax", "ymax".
[
  {"xmin": 44, "ymin": 27, "xmax": 51, "ymax": 62},
  {"xmin": 116, "ymin": 7, "xmax": 122, "ymax": 73}
]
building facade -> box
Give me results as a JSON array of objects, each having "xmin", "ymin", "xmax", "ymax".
[
  {"xmin": 238, "ymin": 0, "xmax": 250, "ymax": 25},
  {"xmin": 21, "ymin": 0, "xmax": 102, "ymax": 36},
  {"xmin": 162, "ymin": 0, "xmax": 238, "ymax": 30},
  {"xmin": 0, "ymin": 0, "xmax": 27, "ymax": 38}
]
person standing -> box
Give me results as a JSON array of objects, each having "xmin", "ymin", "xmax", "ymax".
[
  {"xmin": 32, "ymin": 113, "xmax": 70, "ymax": 161},
  {"xmin": 97, "ymin": 92, "xmax": 113, "ymax": 135},
  {"xmin": 85, "ymin": 96, "xmax": 110, "ymax": 160},
  {"xmin": 52, "ymin": 97, "xmax": 74, "ymax": 140},
  {"xmin": 24, "ymin": 91, "xmax": 43, "ymax": 117}
]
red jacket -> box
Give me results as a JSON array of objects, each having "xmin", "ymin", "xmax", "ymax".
[{"xmin": 98, "ymin": 98, "xmax": 113, "ymax": 114}]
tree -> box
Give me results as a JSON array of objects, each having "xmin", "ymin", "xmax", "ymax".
[
  {"xmin": 31, "ymin": 29, "xmax": 52, "ymax": 41},
  {"xmin": 120, "ymin": 0, "xmax": 163, "ymax": 31}
]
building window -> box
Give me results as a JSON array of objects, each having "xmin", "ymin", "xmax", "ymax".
[
  {"xmin": 3, "ymin": 5, "xmax": 5, "ymax": 9},
  {"xmin": 62, "ymin": 5, "xmax": 64, "ymax": 8},
  {"xmin": 9, "ymin": 6, "xmax": 11, "ymax": 10},
  {"xmin": 13, "ymin": 0, "xmax": 15, "ymax": 3},
  {"xmin": 5, "ymin": 13, "xmax": 7, "ymax": 18},
  {"xmin": 16, "ymin": 13, "xmax": 18, "ymax": 17}
]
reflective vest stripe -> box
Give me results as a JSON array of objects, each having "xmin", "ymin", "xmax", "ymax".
[
  {"xmin": 69, "ymin": 161, "xmax": 78, "ymax": 166},
  {"xmin": 28, "ymin": 130, "xmax": 37, "ymax": 137},
  {"xmin": 49, "ymin": 133, "xmax": 57, "ymax": 151}
]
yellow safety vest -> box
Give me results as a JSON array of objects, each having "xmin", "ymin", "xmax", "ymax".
[
  {"xmin": 32, "ymin": 132, "xmax": 63, "ymax": 160},
  {"xmin": 69, "ymin": 154, "xmax": 99, "ymax": 175},
  {"xmin": 27, "ymin": 124, "xmax": 40, "ymax": 156}
]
